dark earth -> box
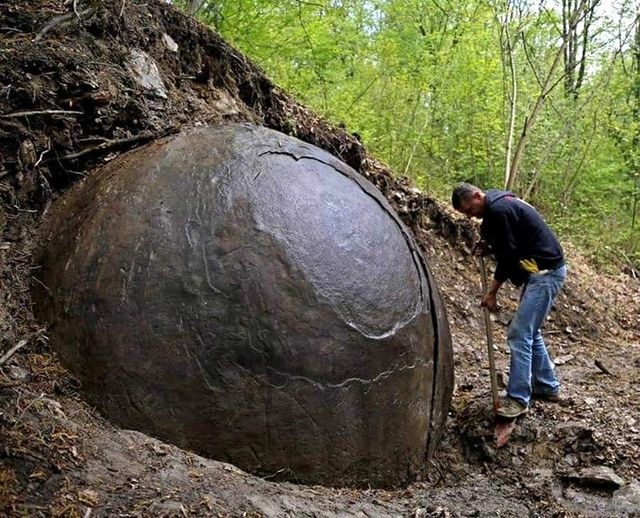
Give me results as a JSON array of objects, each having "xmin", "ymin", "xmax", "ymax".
[{"xmin": 1, "ymin": 1, "xmax": 639, "ymax": 516}]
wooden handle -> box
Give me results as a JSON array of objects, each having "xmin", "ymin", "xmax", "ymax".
[{"xmin": 479, "ymin": 255, "xmax": 500, "ymax": 413}]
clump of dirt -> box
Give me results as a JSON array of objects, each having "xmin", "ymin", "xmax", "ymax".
[{"xmin": 1, "ymin": 1, "xmax": 639, "ymax": 517}]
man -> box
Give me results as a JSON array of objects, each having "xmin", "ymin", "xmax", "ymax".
[{"xmin": 451, "ymin": 183, "xmax": 567, "ymax": 419}]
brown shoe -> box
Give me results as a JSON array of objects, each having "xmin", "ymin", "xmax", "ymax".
[
  {"xmin": 532, "ymin": 390, "xmax": 562, "ymax": 402},
  {"xmin": 496, "ymin": 397, "xmax": 528, "ymax": 419}
]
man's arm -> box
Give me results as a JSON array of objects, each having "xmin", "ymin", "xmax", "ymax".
[
  {"xmin": 488, "ymin": 211, "xmax": 519, "ymax": 284},
  {"xmin": 481, "ymin": 278, "xmax": 504, "ymax": 312},
  {"xmin": 480, "ymin": 210, "xmax": 518, "ymax": 312}
]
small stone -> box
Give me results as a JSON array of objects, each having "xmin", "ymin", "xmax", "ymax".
[
  {"xmin": 531, "ymin": 468, "xmax": 554, "ymax": 479},
  {"xmin": 554, "ymin": 354, "xmax": 574, "ymax": 366},
  {"xmin": 19, "ymin": 139, "xmax": 37, "ymax": 169},
  {"xmin": 162, "ymin": 33, "xmax": 178, "ymax": 52},
  {"xmin": 564, "ymin": 466, "xmax": 625, "ymax": 489},
  {"xmin": 148, "ymin": 499, "xmax": 186, "ymax": 516},
  {"xmin": 150, "ymin": 443, "xmax": 168, "ymax": 456},
  {"xmin": 127, "ymin": 49, "xmax": 168, "ymax": 99},
  {"xmin": 496, "ymin": 313, "xmax": 511, "ymax": 326},
  {"xmin": 7, "ymin": 365, "xmax": 30, "ymax": 381},
  {"xmin": 563, "ymin": 454, "xmax": 579, "ymax": 467},
  {"xmin": 584, "ymin": 397, "xmax": 597, "ymax": 406},
  {"xmin": 41, "ymin": 397, "xmax": 65, "ymax": 416}
]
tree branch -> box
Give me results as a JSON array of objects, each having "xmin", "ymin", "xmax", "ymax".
[
  {"xmin": 34, "ymin": 7, "xmax": 94, "ymax": 42},
  {"xmin": 1, "ymin": 110, "xmax": 83, "ymax": 118},
  {"xmin": 57, "ymin": 129, "xmax": 174, "ymax": 161},
  {"xmin": 0, "ymin": 340, "xmax": 27, "ymax": 366}
]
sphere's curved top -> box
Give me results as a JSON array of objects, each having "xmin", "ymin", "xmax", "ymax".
[
  {"xmin": 246, "ymin": 131, "xmax": 425, "ymax": 338},
  {"xmin": 156, "ymin": 124, "xmax": 428, "ymax": 339}
]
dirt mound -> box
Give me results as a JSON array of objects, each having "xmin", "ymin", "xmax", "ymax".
[{"xmin": 1, "ymin": 1, "xmax": 639, "ymax": 516}]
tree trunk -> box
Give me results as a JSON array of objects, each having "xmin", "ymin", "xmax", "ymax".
[
  {"xmin": 186, "ymin": 0, "xmax": 207, "ymax": 16},
  {"xmin": 503, "ymin": 3, "xmax": 518, "ymax": 189},
  {"xmin": 563, "ymin": 0, "xmax": 599, "ymax": 99},
  {"xmin": 632, "ymin": 13, "xmax": 640, "ymax": 230}
]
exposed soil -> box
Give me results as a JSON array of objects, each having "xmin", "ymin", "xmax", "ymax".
[{"xmin": 1, "ymin": 1, "xmax": 639, "ymax": 517}]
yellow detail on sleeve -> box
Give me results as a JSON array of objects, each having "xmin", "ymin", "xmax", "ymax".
[{"xmin": 519, "ymin": 258, "xmax": 539, "ymax": 273}]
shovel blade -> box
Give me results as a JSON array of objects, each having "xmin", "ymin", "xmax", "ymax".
[{"xmin": 494, "ymin": 418, "xmax": 517, "ymax": 448}]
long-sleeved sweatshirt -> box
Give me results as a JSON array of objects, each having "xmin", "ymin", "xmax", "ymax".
[{"xmin": 480, "ymin": 190, "xmax": 564, "ymax": 286}]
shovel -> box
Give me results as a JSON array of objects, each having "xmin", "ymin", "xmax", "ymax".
[{"xmin": 479, "ymin": 255, "xmax": 517, "ymax": 448}]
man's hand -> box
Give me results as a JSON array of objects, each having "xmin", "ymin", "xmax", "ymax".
[
  {"xmin": 473, "ymin": 240, "xmax": 492, "ymax": 257},
  {"xmin": 481, "ymin": 292, "xmax": 498, "ymax": 312}
]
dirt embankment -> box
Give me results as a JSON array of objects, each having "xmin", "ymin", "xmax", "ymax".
[{"xmin": 1, "ymin": 1, "xmax": 639, "ymax": 517}]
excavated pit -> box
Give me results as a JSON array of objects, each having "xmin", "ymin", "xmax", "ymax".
[{"xmin": 33, "ymin": 123, "xmax": 453, "ymax": 488}]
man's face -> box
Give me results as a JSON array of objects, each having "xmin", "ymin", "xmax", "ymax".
[{"xmin": 458, "ymin": 191, "xmax": 485, "ymax": 219}]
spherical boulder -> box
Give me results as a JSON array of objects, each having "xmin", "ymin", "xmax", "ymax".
[{"xmin": 34, "ymin": 123, "xmax": 453, "ymax": 487}]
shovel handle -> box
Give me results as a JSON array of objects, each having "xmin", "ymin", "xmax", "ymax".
[{"xmin": 479, "ymin": 255, "xmax": 500, "ymax": 413}]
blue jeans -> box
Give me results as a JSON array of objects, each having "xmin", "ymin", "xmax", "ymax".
[{"xmin": 507, "ymin": 264, "xmax": 567, "ymax": 406}]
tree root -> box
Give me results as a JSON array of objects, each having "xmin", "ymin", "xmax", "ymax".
[
  {"xmin": 58, "ymin": 129, "xmax": 177, "ymax": 162},
  {"xmin": 34, "ymin": 7, "xmax": 95, "ymax": 43}
]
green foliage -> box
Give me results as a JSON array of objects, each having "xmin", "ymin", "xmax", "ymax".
[{"xmin": 186, "ymin": 0, "xmax": 639, "ymax": 270}]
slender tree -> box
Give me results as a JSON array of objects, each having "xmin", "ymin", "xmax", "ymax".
[
  {"xmin": 562, "ymin": 0, "xmax": 600, "ymax": 99},
  {"xmin": 505, "ymin": 0, "xmax": 592, "ymax": 190},
  {"xmin": 186, "ymin": 0, "xmax": 208, "ymax": 15},
  {"xmin": 630, "ymin": 10, "xmax": 640, "ymax": 230},
  {"xmin": 495, "ymin": 0, "xmax": 521, "ymax": 189}
]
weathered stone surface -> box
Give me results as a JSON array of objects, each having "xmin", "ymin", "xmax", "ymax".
[
  {"xmin": 162, "ymin": 33, "xmax": 178, "ymax": 53},
  {"xmin": 128, "ymin": 49, "xmax": 167, "ymax": 98},
  {"xmin": 34, "ymin": 123, "xmax": 453, "ymax": 488},
  {"xmin": 610, "ymin": 481, "xmax": 640, "ymax": 516},
  {"xmin": 564, "ymin": 466, "xmax": 625, "ymax": 489}
]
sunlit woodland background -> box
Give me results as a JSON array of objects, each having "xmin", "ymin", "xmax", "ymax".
[{"xmin": 178, "ymin": 0, "xmax": 639, "ymax": 270}]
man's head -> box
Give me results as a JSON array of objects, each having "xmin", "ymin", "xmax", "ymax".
[{"xmin": 451, "ymin": 182, "xmax": 486, "ymax": 218}]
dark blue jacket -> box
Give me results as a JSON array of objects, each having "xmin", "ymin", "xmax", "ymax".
[{"xmin": 481, "ymin": 190, "xmax": 564, "ymax": 286}]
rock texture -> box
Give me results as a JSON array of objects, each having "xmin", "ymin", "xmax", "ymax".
[{"xmin": 34, "ymin": 123, "xmax": 453, "ymax": 488}]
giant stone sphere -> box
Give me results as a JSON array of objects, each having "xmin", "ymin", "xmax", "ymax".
[{"xmin": 35, "ymin": 124, "xmax": 453, "ymax": 488}]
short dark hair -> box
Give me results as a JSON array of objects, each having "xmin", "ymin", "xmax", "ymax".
[{"xmin": 451, "ymin": 182, "xmax": 481, "ymax": 210}]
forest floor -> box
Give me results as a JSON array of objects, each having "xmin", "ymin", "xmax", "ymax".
[{"xmin": 1, "ymin": 1, "xmax": 640, "ymax": 517}]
